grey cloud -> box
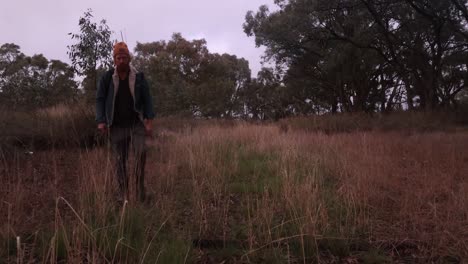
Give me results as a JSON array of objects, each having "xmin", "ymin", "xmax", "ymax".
[{"xmin": 0, "ymin": 0, "xmax": 275, "ymax": 75}]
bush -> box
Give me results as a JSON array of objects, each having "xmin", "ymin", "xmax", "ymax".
[{"xmin": 0, "ymin": 103, "xmax": 100, "ymax": 154}]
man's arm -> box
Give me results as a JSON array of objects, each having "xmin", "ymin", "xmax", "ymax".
[
  {"xmin": 96, "ymin": 71, "xmax": 109, "ymax": 132},
  {"xmin": 140, "ymin": 73, "xmax": 155, "ymax": 137},
  {"xmin": 140, "ymin": 73, "xmax": 155, "ymax": 119}
]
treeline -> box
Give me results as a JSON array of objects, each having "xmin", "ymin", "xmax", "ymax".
[
  {"xmin": 0, "ymin": 43, "xmax": 78, "ymax": 109},
  {"xmin": 132, "ymin": 34, "xmax": 251, "ymax": 117},
  {"xmin": 1, "ymin": 2, "xmax": 467, "ymax": 118},
  {"xmin": 244, "ymin": 0, "xmax": 468, "ymax": 114}
]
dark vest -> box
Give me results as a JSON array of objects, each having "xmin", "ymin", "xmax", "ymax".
[{"xmin": 112, "ymin": 77, "xmax": 140, "ymax": 127}]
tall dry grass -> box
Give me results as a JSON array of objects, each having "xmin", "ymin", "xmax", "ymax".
[
  {"xmin": 325, "ymin": 132, "xmax": 468, "ymax": 258},
  {"xmin": 279, "ymin": 111, "xmax": 468, "ymax": 134},
  {"xmin": 0, "ymin": 103, "xmax": 98, "ymax": 154},
  {"xmin": 1, "ymin": 113, "xmax": 467, "ymax": 263}
]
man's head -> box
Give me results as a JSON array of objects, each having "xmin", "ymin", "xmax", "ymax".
[{"xmin": 113, "ymin": 42, "xmax": 131, "ymax": 72}]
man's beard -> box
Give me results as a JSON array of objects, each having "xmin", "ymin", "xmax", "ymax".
[{"xmin": 117, "ymin": 64, "xmax": 129, "ymax": 73}]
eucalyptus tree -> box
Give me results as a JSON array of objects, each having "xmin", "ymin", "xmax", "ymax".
[
  {"xmin": 67, "ymin": 9, "xmax": 113, "ymax": 95},
  {"xmin": 244, "ymin": 0, "xmax": 467, "ymax": 112},
  {"xmin": 0, "ymin": 43, "xmax": 77, "ymax": 109},
  {"xmin": 134, "ymin": 33, "xmax": 251, "ymax": 117}
]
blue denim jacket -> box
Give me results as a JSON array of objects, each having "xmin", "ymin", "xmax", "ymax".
[{"xmin": 96, "ymin": 66, "xmax": 155, "ymax": 126}]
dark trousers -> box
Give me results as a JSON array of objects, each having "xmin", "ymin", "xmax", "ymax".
[{"xmin": 110, "ymin": 123, "xmax": 146, "ymax": 202}]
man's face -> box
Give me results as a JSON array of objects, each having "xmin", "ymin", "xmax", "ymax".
[{"xmin": 114, "ymin": 54, "xmax": 130, "ymax": 71}]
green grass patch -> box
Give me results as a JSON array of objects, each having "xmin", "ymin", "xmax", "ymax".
[
  {"xmin": 146, "ymin": 236, "xmax": 192, "ymax": 264},
  {"xmin": 228, "ymin": 147, "xmax": 280, "ymax": 195},
  {"xmin": 359, "ymin": 248, "xmax": 392, "ymax": 264}
]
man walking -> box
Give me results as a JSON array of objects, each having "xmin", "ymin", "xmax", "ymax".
[{"xmin": 96, "ymin": 42, "xmax": 155, "ymax": 203}]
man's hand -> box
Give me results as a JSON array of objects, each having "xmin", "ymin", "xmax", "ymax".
[
  {"xmin": 144, "ymin": 119, "xmax": 153, "ymax": 138},
  {"xmin": 97, "ymin": 123, "xmax": 108, "ymax": 134}
]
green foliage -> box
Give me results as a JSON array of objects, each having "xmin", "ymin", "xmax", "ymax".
[
  {"xmin": 67, "ymin": 9, "xmax": 113, "ymax": 94},
  {"xmin": 194, "ymin": 53, "xmax": 251, "ymax": 117},
  {"xmin": 240, "ymin": 67, "xmax": 288, "ymax": 120},
  {"xmin": 244, "ymin": 0, "xmax": 468, "ymax": 113},
  {"xmin": 0, "ymin": 43, "xmax": 78, "ymax": 109},
  {"xmin": 133, "ymin": 33, "xmax": 251, "ymax": 117}
]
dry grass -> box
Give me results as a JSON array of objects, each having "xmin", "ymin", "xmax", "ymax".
[
  {"xmin": 320, "ymin": 132, "xmax": 468, "ymax": 259},
  {"xmin": 0, "ymin": 104, "xmax": 97, "ymax": 153},
  {"xmin": 1, "ymin": 114, "xmax": 467, "ymax": 263},
  {"xmin": 279, "ymin": 111, "xmax": 468, "ymax": 134}
]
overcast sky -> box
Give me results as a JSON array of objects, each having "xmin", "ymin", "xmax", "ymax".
[{"xmin": 0, "ymin": 0, "xmax": 276, "ymax": 76}]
